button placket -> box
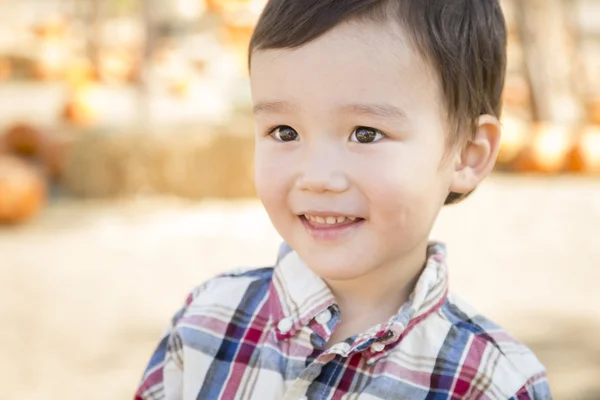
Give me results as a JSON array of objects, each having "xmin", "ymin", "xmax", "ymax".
[
  {"xmin": 328, "ymin": 341, "xmax": 351, "ymax": 356},
  {"xmin": 283, "ymin": 358, "xmax": 328, "ymax": 400}
]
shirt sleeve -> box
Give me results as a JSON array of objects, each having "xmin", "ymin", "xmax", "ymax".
[
  {"xmin": 509, "ymin": 370, "xmax": 552, "ymax": 400},
  {"xmin": 134, "ymin": 288, "xmax": 200, "ymax": 400}
]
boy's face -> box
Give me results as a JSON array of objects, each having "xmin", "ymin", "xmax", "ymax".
[{"xmin": 250, "ymin": 20, "xmax": 459, "ymax": 282}]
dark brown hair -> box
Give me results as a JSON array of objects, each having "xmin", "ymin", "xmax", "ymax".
[{"xmin": 249, "ymin": 0, "xmax": 507, "ymax": 205}]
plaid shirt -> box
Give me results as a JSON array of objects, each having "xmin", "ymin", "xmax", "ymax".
[{"xmin": 135, "ymin": 242, "xmax": 551, "ymax": 400}]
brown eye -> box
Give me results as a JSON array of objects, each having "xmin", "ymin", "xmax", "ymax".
[
  {"xmin": 271, "ymin": 126, "xmax": 299, "ymax": 142},
  {"xmin": 350, "ymin": 127, "xmax": 384, "ymax": 143}
]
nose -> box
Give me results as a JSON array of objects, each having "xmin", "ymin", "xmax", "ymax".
[{"xmin": 295, "ymin": 144, "xmax": 349, "ymax": 193}]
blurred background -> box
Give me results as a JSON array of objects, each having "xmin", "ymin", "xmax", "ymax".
[{"xmin": 0, "ymin": 0, "xmax": 599, "ymax": 399}]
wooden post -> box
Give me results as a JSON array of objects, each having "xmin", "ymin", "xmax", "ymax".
[
  {"xmin": 514, "ymin": 0, "xmax": 585, "ymax": 127},
  {"xmin": 88, "ymin": 0, "xmax": 102, "ymax": 79}
]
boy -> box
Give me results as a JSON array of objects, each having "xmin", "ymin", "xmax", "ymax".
[{"xmin": 136, "ymin": 0, "xmax": 551, "ymax": 399}]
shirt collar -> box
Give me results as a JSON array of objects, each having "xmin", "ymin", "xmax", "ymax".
[
  {"xmin": 267, "ymin": 241, "xmax": 449, "ymax": 348},
  {"xmin": 268, "ymin": 243, "xmax": 337, "ymax": 341}
]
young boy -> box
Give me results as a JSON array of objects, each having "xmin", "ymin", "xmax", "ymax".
[{"xmin": 136, "ymin": 0, "xmax": 551, "ymax": 399}]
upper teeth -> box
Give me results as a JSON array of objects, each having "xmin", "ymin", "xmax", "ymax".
[{"xmin": 305, "ymin": 215, "xmax": 357, "ymax": 224}]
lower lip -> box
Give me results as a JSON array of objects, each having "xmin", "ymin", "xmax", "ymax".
[{"xmin": 299, "ymin": 216, "xmax": 365, "ymax": 241}]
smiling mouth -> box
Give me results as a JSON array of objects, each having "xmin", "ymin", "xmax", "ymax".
[{"xmin": 300, "ymin": 214, "xmax": 365, "ymax": 228}]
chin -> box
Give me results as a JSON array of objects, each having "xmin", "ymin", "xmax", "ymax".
[{"xmin": 300, "ymin": 252, "xmax": 371, "ymax": 282}]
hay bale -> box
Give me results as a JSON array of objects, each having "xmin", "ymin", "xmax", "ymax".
[{"xmin": 61, "ymin": 120, "xmax": 256, "ymax": 199}]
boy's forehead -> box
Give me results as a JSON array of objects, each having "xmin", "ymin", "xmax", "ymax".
[
  {"xmin": 250, "ymin": 19, "xmax": 413, "ymax": 70},
  {"xmin": 249, "ymin": 20, "xmax": 438, "ymax": 110}
]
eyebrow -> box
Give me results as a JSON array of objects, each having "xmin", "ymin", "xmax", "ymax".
[
  {"xmin": 339, "ymin": 103, "xmax": 407, "ymax": 121},
  {"xmin": 253, "ymin": 101, "xmax": 297, "ymax": 115},
  {"xmin": 252, "ymin": 100, "xmax": 407, "ymax": 121}
]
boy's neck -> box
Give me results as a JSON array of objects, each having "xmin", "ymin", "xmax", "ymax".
[{"xmin": 323, "ymin": 241, "xmax": 429, "ymax": 344}]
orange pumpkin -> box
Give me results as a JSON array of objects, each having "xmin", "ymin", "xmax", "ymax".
[
  {"xmin": 2, "ymin": 123, "xmax": 44, "ymax": 157},
  {"xmin": 511, "ymin": 123, "xmax": 573, "ymax": 174},
  {"xmin": 220, "ymin": 23, "xmax": 254, "ymax": 74},
  {"xmin": 62, "ymin": 84, "xmax": 100, "ymax": 126},
  {"xmin": 207, "ymin": 0, "xmax": 266, "ymax": 20},
  {"xmin": 498, "ymin": 116, "xmax": 530, "ymax": 167},
  {"xmin": 98, "ymin": 49, "xmax": 138, "ymax": 84},
  {"xmin": 222, "ymin": 23, "xmax": 254, "ymax": 47},
  {"xmin": 206, "ymin": 0, "xmax": 251, "ymax": 14},
  {"xmin": 0, "ymin": 58, "xmax": 11, "ymax": 81},
  {"xmin": 169, "ymin": 75, "xmax": 192, "ymax": 97},
  {"xmin": 32, "ymin": 15, "xmax": 68, "ymax": 40},
  {"xmin": 41, "ymin": 132, "xmax": 73, "ymax": 181},
  {"xmin": 589, "ymin": 99, "xmax": 600, "ymax": 126},
  {"xmin": 64, "ymin": 58, "xmax": 95, "ymax": 86},
  {"xmin": 569, "ymin": 125, "xmax": 600, "ymax": 175},
  {"xmin": 502, "ymin": 76, "xmax": 531, "ymax": 110},
  {"xmin": 0, "ymin": 155, "xmax": 46, "ymax": 224}
]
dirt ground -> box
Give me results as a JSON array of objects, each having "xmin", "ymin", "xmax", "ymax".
[{"xmin": 1, "ymin": 175, "xmax": 599, "ymax": 400}]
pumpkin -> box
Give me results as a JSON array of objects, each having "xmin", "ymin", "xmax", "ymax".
[
  {"xmin": 589, "ymin": 99, "xmax": 600, "ymax": 126},
  {"xmin": 498, "ymin": 116, "xmax": 530, "ymax": 167},
  {"xmin": 219, "ymin": 21, "xmax": 255, "ymax": 74},
  {"xmin": 511, "ymin": 123, "xmax": 572, "ymax": 174},
  {"xmin": 33, "ymin": 16, "xmax": 69, "ymax": 81},
  {"xmin": 502, "ymin": 76, "xmax": 531, "ymax": 110},
  {"xmin": 1, "ymin": 124, "xmax": 72, "ymax": 181},
  {"xmin": 64, "ymin": 58, "xmax": 95, "ymax": 86},
  {"xmin": 2, "ymin": 123, "xmax": 44, "ymax": 157},
  {"xmin": 41, "ymin": 131, "xmax": 73, "ymax": 181},
  {"xmin": 569, "ymin": 125, "xmax": 600, "ymax": 175},
  {"xmin": 169, "ymin": 75, "xmax": 192, "ymax": 97},
  {"xmin": 207, "ymin": 0, "xmax": 266, "ymax": 24},
  {"xmin": 32, "ymin": 15, "xmax": 68, "ymax": 40},
  {"xmin": 62, "ymin": 84, "xmax": 100, "ymax": 126},
  {"xmin": 0, "ymin": 155, "xmax": 46, "ymax": 225},
  {"xmin": 206, "ymin": 0, "xmax": 251, "ymax": 14},
  {"xmin": 0, "ymin": 58, "xmax": 11, "ymax": 81},
  {"xmin": 98, "ymin": 49, "xmax": 138, "ymax": 84}
]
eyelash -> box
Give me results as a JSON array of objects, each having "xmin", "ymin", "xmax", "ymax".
[{"xmin": 266, "ymin": 125, "xmax": 387, "ymax": 143}]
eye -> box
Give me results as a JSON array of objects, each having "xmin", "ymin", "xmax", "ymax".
[
  {"xmin": 349, "ymin": 126, "xmax": 385, "ymax": 144},
  {"xmin": 269, "ymin": 126, "xmax": 299, "ymax": 142}
]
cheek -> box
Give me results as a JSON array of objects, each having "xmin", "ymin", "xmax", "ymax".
[
  {"xmin": 254, "ymin": 158, "xmax": 276, "ymax": 206},
  {"xmin": 354, "ymin": 145, "xmax": 446, "ymax": 228},
  {"xmin": 355, "ymin": 144, "xmax": 437, "ymax": 196},
  {"xmin": 254, "ymin": 145, "xmax": 293, "ymax": 214}
]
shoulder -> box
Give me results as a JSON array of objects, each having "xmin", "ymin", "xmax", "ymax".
[
  {"xmin": 135, "ymin": 266, "xmax": 276, "ymax": 400},
  {"xmin": 168, "ymin": 266, "xmax": 275, "ymax": 360},
  {"xmin": 183, "ymin": 266, "xmax": 275, "ymax": 312},
  {"xmin": 424, "ymin": 293, "xmax": 550, "ymax": 399}
]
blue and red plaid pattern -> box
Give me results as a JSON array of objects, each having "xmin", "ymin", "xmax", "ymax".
[{"xmin": 135, "ymin": 242, "xmax": 551, "ymax": 399}]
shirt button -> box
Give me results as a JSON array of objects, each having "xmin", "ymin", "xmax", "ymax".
[
  {"xmin": 370, "ymin": 342, "xmax": 386, "ymax": 353},
  {"xmin": 277, "ymin": 317, "xmax": 293, "ymax": 334},
  {"xmin": 330, "ymin": 342, "xmax": 351, "ymax": 354},
  {"xmin": 315, "ymin": 309, "xmax": 333, "ymax": 325}
]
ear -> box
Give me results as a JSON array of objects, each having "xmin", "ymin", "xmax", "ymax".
[{"xmin": 449, "ymin": 114, "xmax": 501, "ymax": 194}]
